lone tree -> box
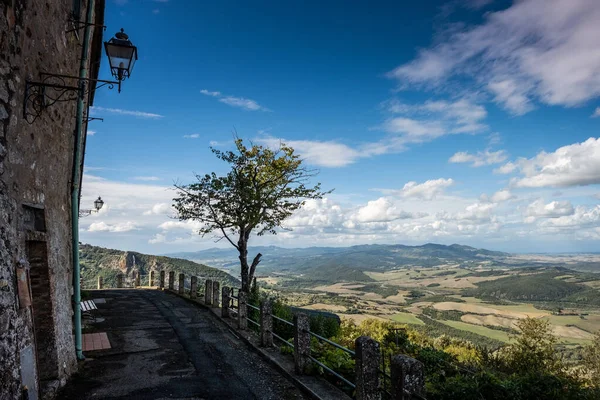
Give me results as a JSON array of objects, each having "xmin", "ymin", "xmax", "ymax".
[{"xmin": 173, "ymin": 138, "xmax": 330, "ymax": 293}]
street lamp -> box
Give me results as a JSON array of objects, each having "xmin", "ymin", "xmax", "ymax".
[
  {"xmin": 80, "ymin": 196, "xmax": 104, "ymax": 217},
  {"xmin": 23, "ymin": 29, "xmax": 138, "ymax": 122},
  {"xmin": 104, "ymin": 29, "xmax": 138, "ymax": 92}
]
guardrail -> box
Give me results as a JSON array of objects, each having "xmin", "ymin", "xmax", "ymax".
[{"xmin": 87, "ymin": 272, "xmax": 427, "ymax": 399}]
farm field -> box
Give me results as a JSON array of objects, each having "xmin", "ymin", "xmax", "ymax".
[
  {"xmin": 265, "ymin": 263, "xmax": 600, "ymax": 349},
  {"xmin": 439, "ymin": 320, "xmax": 511, "ymax": 343}
]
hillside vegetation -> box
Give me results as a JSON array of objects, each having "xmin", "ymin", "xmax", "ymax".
[
  {"xmin": 168, "ymin": 242, "xmax": 511, "ymax": 283},
  {"xmin": 79, "ymin": 244, "xmax": 239, "ymax": 288},
  {"xmin": 464, "ymin": 272, "xmax": 586, "ymax": 302}
]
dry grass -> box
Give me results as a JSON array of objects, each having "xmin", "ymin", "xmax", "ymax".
[
  {"xmin": 433, "ymin": 302, "xmax": 549, "ymax": 319},
  {"xmin": 301, "ymin": 303, "xmax": 347, "ymax": 312}
]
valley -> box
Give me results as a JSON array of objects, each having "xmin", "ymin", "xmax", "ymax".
[{"xmin": 170, "ymin": 244, "xmax": 600, "ymax": 351}]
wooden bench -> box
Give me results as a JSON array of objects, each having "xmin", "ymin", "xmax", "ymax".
[{"xmin": 80, "ymin": 300, "xmax": 98, "ymax": 321}]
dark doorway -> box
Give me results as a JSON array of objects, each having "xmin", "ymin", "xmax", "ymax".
[{"xmin": 27, "ymin": 240, "xmax": 59, "ymax": 381}]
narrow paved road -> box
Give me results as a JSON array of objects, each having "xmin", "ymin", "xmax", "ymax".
[{"xmin": 59, "ymin": 289, "xmax": 307, "ymax": 400}]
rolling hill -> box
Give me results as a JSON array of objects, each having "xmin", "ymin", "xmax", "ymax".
[
  {"xmin": 79, "ymin": 244, "xmax": 239, "ymax": 288},
  {"xmin": 167, "ymin": 243, "xmax": 511, "ymax": 283}
]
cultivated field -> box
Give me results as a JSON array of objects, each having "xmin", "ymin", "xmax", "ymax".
[{"xmin": 268, "ymin": 263, "xmax": 600, "ymax": 348}]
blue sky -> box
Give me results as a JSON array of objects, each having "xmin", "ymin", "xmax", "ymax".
[{"xmin": 80, "ymin": 0, "xmax": 600, "ymax": 254}]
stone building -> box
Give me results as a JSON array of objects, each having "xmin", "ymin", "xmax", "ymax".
[{"xmin": 0, "ymin": 0, "xmax": 105, "ymax": 398}]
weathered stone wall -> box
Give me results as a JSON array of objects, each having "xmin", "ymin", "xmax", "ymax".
[{"xmin": 0, "ymin": 0, "xmax": 100, "ymax": 398}]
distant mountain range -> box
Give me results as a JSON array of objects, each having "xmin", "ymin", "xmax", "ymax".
[{"xmin": 166, "ymin": 243, "xmax": 510, "ymax": 283}]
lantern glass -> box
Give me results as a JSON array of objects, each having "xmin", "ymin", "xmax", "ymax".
[
  {"xmin": 104, "ymin": 30, "xmax": 138, "ymax": 80},
  {"xmin": 94, "ymin": 197, "xmax": 104, "ymax": 211}
]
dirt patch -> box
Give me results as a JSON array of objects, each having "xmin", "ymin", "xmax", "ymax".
[
  {"xmin": 301, "ymin": 303, "xmax": 347, "ymax": 312},
  {"xmin": 461, "ymin": 314, "xmax": 517, "ymax": 329},
  {"xmin": 433, "ymin": 302, "xmax": 549, "ymax": 319}
]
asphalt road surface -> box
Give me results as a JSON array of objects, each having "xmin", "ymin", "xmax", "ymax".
[{"xmin": 58, "ymin": 289, "xmax": 307, "ymax": 400}]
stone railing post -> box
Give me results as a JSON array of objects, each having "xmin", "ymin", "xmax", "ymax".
[
  {"xmin": 355, "ymin": 336, "xmax": 381, "ymax": 400},
  {"xmin": 205, "ymin": 279, "xmax": 213, "ymax": 305},
  {"xmin": 238, "ymin": 291, "xmax": 248, "ymax": 330},
  {"xmin": 134, "ymin": 271, "xmax": 140, "ymax": 287},
  {"xmin": 149, "ymin": 270, "xmax": 155, "ymax": 287},
  {"xmin": 294, "ymin": 312, "xmax": 311, "ymax": 374},
  {"xmin": 168, "ymin": 271, "xmax": 174, "ymax": 290},
  {"xmin": 178, "ymin": 273, "xmax": 185, "ymax": 294},
  {"xmin": 260, "ymin": 299, "xmax": 273, "ymax": 347},
  {"xmin": 159, "ymin": 270, "xmax": 165, "ymax": 289},
  {"xmin": 221, "ymin": 286, "xmax": 230, "ymax": 318},
  {"xmin": 190, "ymin": 276, "xmax": 198, "ymax": 299},
  {"xmin": 212, "ymin": 281, "xmax": 220, "ymax": 307},
  {"xmin": 97, "ymin": 276, "xmax": 103, "ymax": 289},
  {"xmin": 116, "ymin": 274, "xmax": 123, "ymax": 288},
  {"xmin": 391, "ymin": 355, "xmax": 425, "ymax": 400}
]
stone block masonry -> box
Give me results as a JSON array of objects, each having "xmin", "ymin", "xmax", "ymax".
[
  {"xmin": 0, "ymin": 0, "xmax": 106, "ymax": 398},
  {"xmin": 212, "ymin": 281, "xmax": 220, "ymax": 307},
  {"xmin": 205, "ymin": 279, "xmax": 213, "ymax": 305},
  {"xmin": 190, "ymin": 276, "xmax": 197, "ymax": 299},
  {"xmin": 178, "ymin": 273, "xmax": 185, "ymax": 295}
]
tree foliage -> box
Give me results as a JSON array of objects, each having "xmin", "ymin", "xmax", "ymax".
[{"xmin": 173, "ymin": 138, "xmax": 330, "ymax": 292}]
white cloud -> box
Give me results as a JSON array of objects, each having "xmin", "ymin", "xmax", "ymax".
[
  {"xmin": 184, "ymin": 134, "xmax": 200, "ymax": 139},
  {"xmin": 395, "ymin": 178, "xmax": 455, "ymax": 200},
  {"xmin": 503, "ymin": 137, "xmax": 600, "ymax": 188},
  {"xmin": 143, "ymin": 203, "xmax": 173, "ymax": 215},
  {"xmin": 134, "ymin": 176, "xmax": 161, "ymax": 181},
  {"xmin": 525, "ymin": 199, "xmax": 574, "ymax": 222},
  {"xmin": 538, "ymin": 205, "xmax": 600, "ymax": 228},
  {"xmin": 490, "ymin": 189, "xmax": 514, "ymax": 203},
  {"xmin": 148, "ymin": 233, "xmax": 167, "ymax": 244},
  {"xmin": 200, "ymin": 89, "xmax": 221, "ymax": 97},
  {"xmin": 257, "ymin": 137, "xmax": 362, "ymax": 167},
  {"xmin": 353, "ymin": 198, "xmax": 425, "ymax": 223},
  {"xmin": 592, "ymin": 107, "xmax": 600, "ymax": 118},
  {"xmin": 87, "ymin": 130, "xmax": 96, "ymax": 136},
  {"xmin": 381, "ymin": 98, "xmax": 488, "ymax": 140},
  {"xmin": 88, "ymin": 221, "xmax": 138, "ymax": 233},
  {"xmin": 90, "ymin": 106, "xmax": 163, "ymax": 119},
  {"xmin": 388, "ymin": 0, "xmax": 600, "ymax": 114},
  {"xmin": 449, "ymin": 149, "xmax": 507, "ymax": 167},
  {"xmin": 494, "ymin": 161, "xmax": 517, "ymax": 174},
  {"xmin": 200, "ymin": 89, "xmax": 270, "ymax": 111}
]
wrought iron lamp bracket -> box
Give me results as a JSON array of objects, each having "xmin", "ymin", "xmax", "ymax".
[
  {"xmin": 23, "ymin": 73, "xmax": 120, "ymax": 124},
  {"xmin": 67, "ymin": 20, "xmax": 106, "ymax": 34}
]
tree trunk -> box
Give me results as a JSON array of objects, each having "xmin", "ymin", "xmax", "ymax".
[
  {"xmin": 248, "ymin": 253, "xmax": 262, "ymax": 288},
  {"xmin": 238, "ymin": 233, "xmax": 250, "ymax": 292}
]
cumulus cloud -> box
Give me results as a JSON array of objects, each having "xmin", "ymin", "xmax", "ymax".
[
  {"xmin": 490, "ymin": 189, "xmax": 514, "ymax": 203},
  {"xmin": 395, "ymin": 179, "xmax": 455, "ymax": 200},
  {"xmin": 525, "ymin": 199, "xmax": 574, "ymax": 223},
  {"xmin": 449, "ymin": 149, "xmax": 508, "ymax": 167},
  {"xmin": 134, "ymin": 176, "xmax": 161, "ymax": 181},
  {"xmin": 143, "ymin": 203, "xmax": 173, "ymax": 216},
  {"xmin": 387, "ymin": 0, "xmax": 600, "ymax": 114},
  {"xmin": 538, "ymin": 205, "xmax": 600, "ymax": 228},
  {"xmin": 183, "ymin": 134, "xmax": 200, "ymax": 139},
  {"xmin": 88, "ymin": 221, "xmax": 138, "ymax": 232},
  {"xmin": 353, "ymin": 198, "xmax": 425, "ymax": 223},
  {"xmin": 200, "ymin": 89, "xmax": 270, "ymax": 111},
  {"xmin": 501, "ymin": 137, "xmax": 600, "ymax": 188}
]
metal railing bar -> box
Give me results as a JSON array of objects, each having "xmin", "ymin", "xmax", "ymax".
[
  {"xmin": 308, "ymin": 355, "xmax": 356, "ymax": 389},
  {"xmin": 272, "ymin": 314, "xmax": 294, "ymax": 326},
  {"xmin": 273, "ymin": 332, "xmax": 294, "ymax": 347},
  {"xmin": 247, "ymin": 318, "xmax": 260, "ymax": 327},
  {"xmin": 247, "ymin": 303, "xmax": 259, "ymax": 311},
  {"xmin": 308, "ymin": 331, "xmax": 355, "ymax": 356}
]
